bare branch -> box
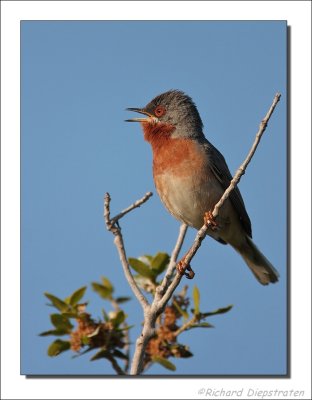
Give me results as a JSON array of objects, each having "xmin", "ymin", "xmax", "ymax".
[
  {"xmin": 212, "ymin": 92, "xmax": 281, "ymax": 218},
  {"xmin": 129, "ymin": 225, "xmax": 189, "ymax": 375},
  {"xmin": 123, "ymin": 328, "xmax": 131, "ymax": 374},
  {"xmin": 110, "ymin": 192, "xmax": 153, "ymax": 226},
  {"xmin": 155, "ymin": 223, "xmax": 188, "ymax": 301},
  {"xmin": 104, "ymin": 192, "xmax": 112, "ymax": 228},
  {"xmin": 129, "ymin": 309, "xmax": 156, "ymax": 375},
  {"xmin": 158, "ymin": 266, "xmax": 184, "ymax": 310},
  {"xmin": 173, "ymin": 315, "xmax": 197, "ymax": 337},
  {"xmin": 113, "ymin": 234, "xmax": 149, "ymax": 310},
  {"xmin": 104, "ymin": 193, "xmax": 150, "ymax": 311}
]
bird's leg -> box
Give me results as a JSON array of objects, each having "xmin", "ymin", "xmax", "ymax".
[
  {"xmin": 176, "ymin": 254, "xmax": 195, "ymax": 280},
  {"xmin": 204, "ymin": 210, "xmax": 218, "ymax": 231}
]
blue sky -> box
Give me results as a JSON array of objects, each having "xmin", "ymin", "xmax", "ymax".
[{"xmin": 21, "ymin": 21, "xmax": 287, "ymax": 376}]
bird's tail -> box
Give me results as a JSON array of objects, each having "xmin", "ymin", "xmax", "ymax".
[{"xmin": 235, "ymin": 236, "xmax": 279, "ymax": 285}]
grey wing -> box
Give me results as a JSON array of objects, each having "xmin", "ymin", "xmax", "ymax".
[{"xmin": 203, "ymin": 139, "xmax": 252, "ymax": 237}]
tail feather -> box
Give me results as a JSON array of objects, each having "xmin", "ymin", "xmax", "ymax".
[{"xmin": 236, "ymin": 236, "xmax": 279, "ymax": 285}]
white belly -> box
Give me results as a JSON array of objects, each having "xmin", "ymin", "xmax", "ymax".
[{"xmin": 155, "ymin": 172, "xmax": 225, "ymax": 230}]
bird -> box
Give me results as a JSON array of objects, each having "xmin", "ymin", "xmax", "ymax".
[{"xmin": 126, "ymin": 89, "xmax": 279, "ymax": 285}]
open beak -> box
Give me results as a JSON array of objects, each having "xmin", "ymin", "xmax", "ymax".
[{"xmin": 125, "ymin": 108, "xmax": 155, "ymax": 123}]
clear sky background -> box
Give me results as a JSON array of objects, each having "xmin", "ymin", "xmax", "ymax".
[{"xmin": 21, "ymin": 20, "xmax": 287, "ymax": 376}]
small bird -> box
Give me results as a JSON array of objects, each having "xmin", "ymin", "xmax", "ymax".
[{"xmin": 126, "ymin": 90, "xmax": 279, "ymax": 285}]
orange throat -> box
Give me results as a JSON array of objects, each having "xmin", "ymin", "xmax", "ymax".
[
  {"xmin": 141, "ymin": 121, "xmax": 176, "ymax": 151},
  {"xmin": 141, "ymin": 121, "xmax": 206, "ymax": 178}
]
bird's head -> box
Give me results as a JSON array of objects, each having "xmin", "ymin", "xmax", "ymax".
[{"xmin": 126, "ymin": 90, "xmax": 204, "ymax": 142}]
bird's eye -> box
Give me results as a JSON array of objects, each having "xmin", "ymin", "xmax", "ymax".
[{"xmin": 154, "ymin": 105, "xmax": 166, "ymax": 117}]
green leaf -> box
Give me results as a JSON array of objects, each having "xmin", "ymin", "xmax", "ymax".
[
  {"xmin": 110, "ymin": 310, "xmax": 126, "ymax": 327},
  {"xmin": 188, "ymin": 322, "xmax": 214, "ymax": 329},
  {"xmin": 177, "ymin": 348, "xmax": 193, "ymax": 358},
  {"xmin": 81, "ymin": 336, "xmax": 91, "ymax": 346},
  {"xmin": 62, "ymin": 311, "xmax": 79, "ymax": 319},
  {"xmin": 201, "ymin": 304, "xmax": 233, "ymax": 318},
  {"xmin": 112, "ymin": 349, "xmax": 128, "ymax": 360},
  {"xmin": 193, "ymin": 285, "xmax": 200, "ymax": 316},
  {"xmin": 102, "ymin": 308, "xmax": 109, "ymax": 322},
  {"xmin": 173, "ymin": 300, "xmax": 189, "ymax": 320},
  {"xmin": 128, "ymin": 257, "xmax": 156, "ymax": 279},
  {"xmin": 71, "ymin": 347, "xmax": 94, "ymax": 359},
  {"xmin": 44, "ymin": 293, "xmax": 69, "ymax": 312},
  {"xmin": 68, "ymin": 286, "xmax": 87, "ymax": 306},
  {"xmin": 101, "ymin": 277, "xmax": 114, "ymax": 293},
  {"xmin": 115, "ymin": 324, "xmax": 134, "ymax": 332},
  {"xmin": 39, "ymin": 329, "xmax": 69, "ymax": 337},
  {"xmin": 151, "ymin": 252, "xmax": 170, "ymax": 274},
  {"xmin": 50, "ymin": 314, "xmax": 73, "ymax": 331},
  {"xmin": 91, "ymin": 282, "xmax": 112, "ymax": 299},
  {"xmin": 47, "ymin": 339, "xmax": 70, "ymax": 356},
  {"xmin": 90, "ymin": 349, "xmax": 109, "ymax": 361},
  {"xmin": 115, "ymin": 296, "xmax": 131, "ymax": 304},
  {"xmin": 152, "ymin": 356, "xmax": 176, "ymax": 371}
]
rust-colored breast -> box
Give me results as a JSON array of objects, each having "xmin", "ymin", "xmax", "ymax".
[
  {"xmin": 140, "ymin": 121, "xmax": 238, "ymax": 239},
  {"xmin": 141, "ymin": 121, "xmax": 230, "ymax": 232},
  {"xmin": 147, "ymin": 132, "xmax": 207, "ymax": 178}
]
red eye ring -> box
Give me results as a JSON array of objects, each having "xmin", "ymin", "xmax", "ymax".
[{"xmin": 154, "ymin": 105, "xmax": 166, "ymax": 117}]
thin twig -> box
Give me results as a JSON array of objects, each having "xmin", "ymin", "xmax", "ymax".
[
  {"xmin": 104, "ymin": 193, "xmax": 150, "ymax": 311},
  {"xmin": 107, "ymin": 354, "xmax": 126, "ymax": 375},
  {"xmin": 212, "ymin": 92, "xmax": 281, "ymax": 218},
  {"xmin": 173, "ymin": 315, "xmax": 198, "ymax": 337},
  {"xmin": 123, "ymin": 328, "xmax": 131, "ymax": 374},
  {"xmin": 155, "ymin": 223, "xmax": 188, "ymax": 301},
  {"xmin": 110, "ymin": 192, "xmax": 153, "ymax": 227},
  {"xmin": 104, "ymin": 192, "xmax": 155, "ymax": 375},
  {"xmin": 158, "ymin": 267, "xmax": 184, "ymax": 310},
  {"xmin": 159, "ymin": 92, "xmax": 281, "ymax": 310}
]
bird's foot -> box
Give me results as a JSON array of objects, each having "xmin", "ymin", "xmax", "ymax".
[
  {"xmin": 177, "ymin": 255, "xmax": 195, "ymax": 279},
  {"xmin": 204, "ymin": 210, "xmax": 218, "ymax": 231}
]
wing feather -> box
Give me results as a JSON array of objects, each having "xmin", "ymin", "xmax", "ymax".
[{"xmin": 202, "ymin": 139, "xmax": 252, "ymax": 237}]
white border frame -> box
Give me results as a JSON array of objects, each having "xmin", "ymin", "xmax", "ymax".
[{"xmin": 1, "ymin": 1, "xmax": 311, "ymax": 399}]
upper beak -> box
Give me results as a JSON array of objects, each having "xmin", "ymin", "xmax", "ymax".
[{"xmin": 125, "ymin": 108, "xmax": 155, "ymax": 122}]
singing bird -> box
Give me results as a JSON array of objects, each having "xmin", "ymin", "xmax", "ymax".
[{"xmin": 126, "ymin": 90, "xmax": 279, "ymax": 285}]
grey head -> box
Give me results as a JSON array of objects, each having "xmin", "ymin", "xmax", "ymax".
[{"xmin": 126, "ymin": 89, "xmax": 204, "ymax": 139}]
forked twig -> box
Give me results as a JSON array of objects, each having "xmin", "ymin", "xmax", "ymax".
[{"xmin": 104, "ymin": 193, "xmax": 151, "ymax": 311}]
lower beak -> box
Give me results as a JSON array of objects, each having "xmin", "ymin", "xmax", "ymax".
[{"xmin": 125, "ymin": 108, "xmax": 155, "ymax": 122}]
